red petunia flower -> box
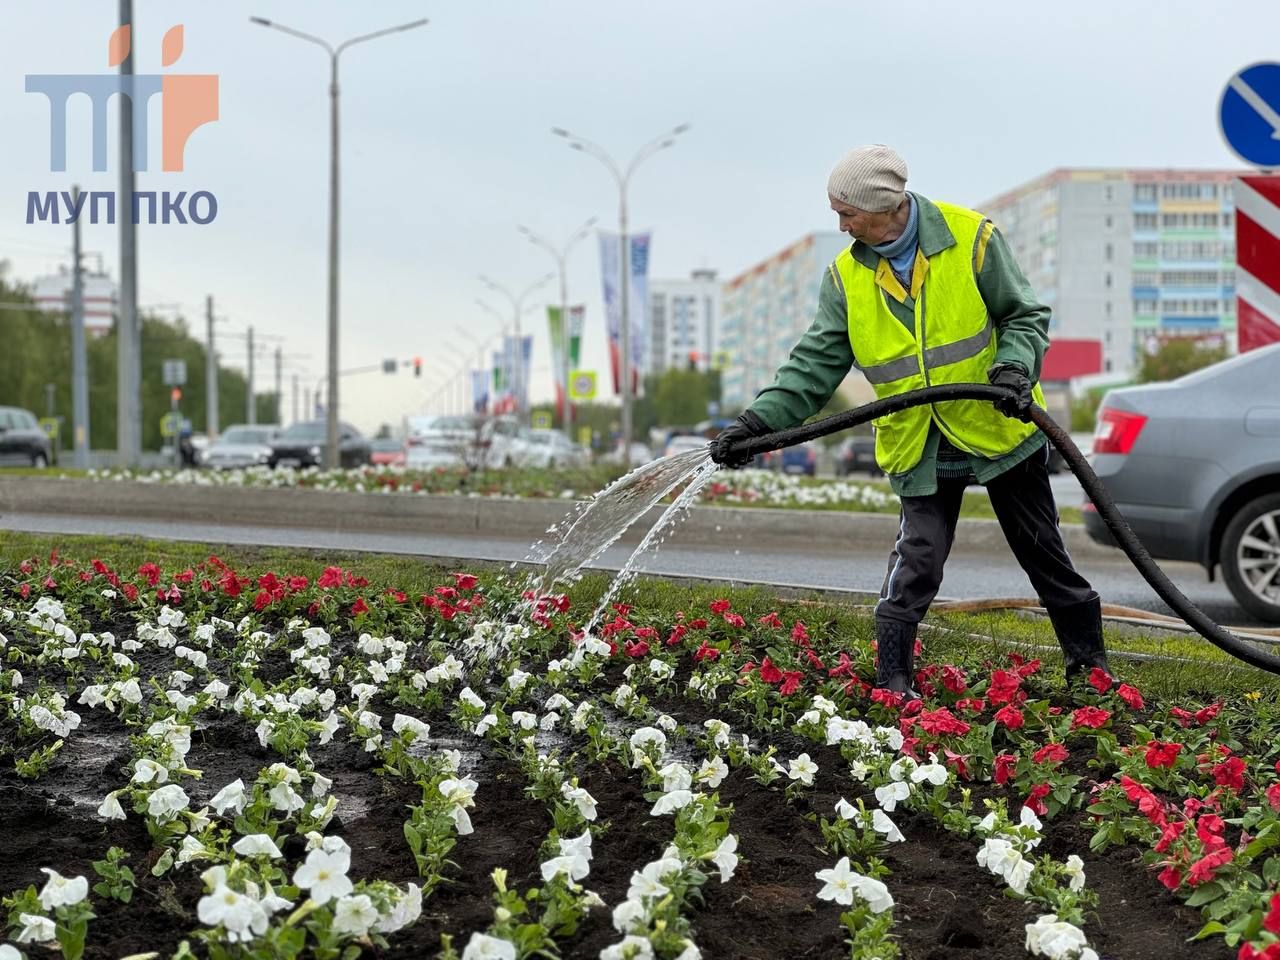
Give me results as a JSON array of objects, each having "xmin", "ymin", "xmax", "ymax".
[
  {"xmin": 1154, "ymin": 820, "xmax": 1187, "ymax": 854},
  {"xmin": 1088, "ymin": 667, "xmax": 1114, "ymax": 694},
  {"xmin": 758, "ymin": 657, "xmax": 784, "ymax": 684},
  {"xmin": 1070, "ymin": 706, "xmax": 1112, "ymax": 730},
  {"xmin": 1266, "ymin": 783, "xmax": 1280, "ymax": 812},
  {"xmin": 955, "ymin": 697, "xmax": 986, "ymax": 713},
  {"xmin": 1195, "ymin": 702, "xmax": 1223, "ymax": 725},
  {"xmin": 317, "ymin": 566, "xmax": 344, "ymax": 589},
  {"xmin": 943, "ymin": 749, "xmax": 970, "ymax": 779},
  {"xmin": 1264, "ymin": 892, "xmax": 1280, "ymax": 935},
  {"xmin": 994, "ymin": 753, "xmax": 1019, "ymax": 785},
  {"xmin": 916, "ymin": 707, "xmax": 971, "ymax": 737},
  {"xmin": 137, "ymin": 562, "xmax": 162, "ymax": 586},
  {"xmin": 791, "ymin": 621, "xmax": 810, "ymax": 644},
  {"xmin": 870, "ymin": 688, "xmax": 905, "ymax": 708},
  {"xmin": 693, "ymin": 640, "xmax": 720, "ymax": 662},
  {"xmin": 709, "ymin": 599, "xmax": 731, "ymax": 615},
  {"xmin": 941, "ymin": 665, "xmax": 968, "ymax": 694},
  {"xmin": 757, "ymin": 611, "xmax": 782, "ymax": 629},
  {"xmin": 253, "ymin": 590, "xmax": 272, "ymax": 611},
  {"xmin": 666, "ymin": 625, "xmax": 688, "ymax": 647},
  {"xmin": 828, "ymin": 652, "xmax": 857, "ymax": 678},
  {"xmin": 1033, "ymin": 742, "xmax": 1069, "ymax": 766},
  {"xmin": 453, "ymin": 573, "xmax": 479, "ymax": 591},
  {"xmin": 687, "ymin": 618, "xmax": 709, "ymax": 630},
  {"xmin": 624, "ymin": 640, "xmax": 650, "ymax": 658},
  {"xmin": 1024, "ymin": 782, "xmax": 1052, "ymax": 816},
  {"xmin": 1157, "ymin": 864, "xmax": 1182, "ymax": 890},
  {"xmin": 994, "ymin": 705, "xmax": 1025, "ymax": 730},
  {"xmin": 986, "ymin": 669, "xmax": 1023, "ymax": 705},
  {"xmin": 175, "ymin": 568, "xmax": 195, "ymax": 584},
  {"xmin": 121, "ymin": 583, "xmax": 137, "ymax": 602},
  {"xmin": 1187, "ymin": 846, "xmax": 1233, "ymax": 886},
  {"xmin": 779, "ymin": 671, "xmax": 804, "ymax": 696},
  {"xmin": 1116, "ymin": 684, "xmax": 1144, "ymax": 710},
  {"xmin": 351, "ymin": 597, "xmax": 369, "ymax": 616},
  {"xmin": 1212, "ymin": 756, "xmax": 1246, "ymax": 793},
  {"xmin": 723, "ymin": 612, "xmax": 746, "ymax": 628},
  {"xmin": 1145, "ymin": 741, "xmax": 1182, "ymax": 769}
]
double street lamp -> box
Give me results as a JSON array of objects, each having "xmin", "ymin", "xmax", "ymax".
[
  {"xmin": 250, "ymin": 14, "xmax": 428, "ymax": 468},
  {"xmin": 478, "ymin": 273, "xmax": 554, "ymax": 419},
  {"xmin": 550, "ymin": 123, "xmax": 690, "ymax": 468},
  {"xmin": 516, "ymin": 217, "xmax": 596, "ymax": 446}
]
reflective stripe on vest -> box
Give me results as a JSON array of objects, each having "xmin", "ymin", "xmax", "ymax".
[{"xmin": 833, "ymin": 200, "xmax": 1043, "ymax": 475}]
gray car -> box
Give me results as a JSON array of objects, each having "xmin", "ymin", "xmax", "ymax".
[
  {"xmin": 201, "ymin": 424, "xmax": 280, "ymax": 470},
  {"xmin": 1083, "ymin": 343, "xmax": 1280, "ymax": 622}
]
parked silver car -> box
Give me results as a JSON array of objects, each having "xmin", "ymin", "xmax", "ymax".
[
  {"xmin": 201, "ymin": 424, "xmax": 279, "ymax": 470},
  {"xmin": 1083, "ymin": 343, "xmax": 1280, "ymax": 621}
]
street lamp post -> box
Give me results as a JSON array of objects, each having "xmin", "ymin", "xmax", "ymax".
[
  {"xmin": 478, "ymin": 273, "xmax": 554, "ymax": 420},
  {"xmin": 517, "ymin": 217, "xmax": 595, "ymax": 447},
  {"xmin": 250, "ymin": 14, "xmax": 428, "ymax": 468},
  {"xmin": 550, "ymin": 123, "xmax": 690, "ymax": 469}
]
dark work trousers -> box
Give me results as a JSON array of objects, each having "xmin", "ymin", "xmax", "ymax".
[{"xmin": 875, "ymin": 444, "xmax": 1096, "ymax": 625}]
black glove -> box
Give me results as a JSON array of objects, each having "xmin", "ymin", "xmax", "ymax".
[
  {"xmin": 710, "ymin": 411, "xmax": 771, "ymax": 468},
  {"xmin": 988, "ymin": 365, "xmax": 1034, "ymax": 422}
]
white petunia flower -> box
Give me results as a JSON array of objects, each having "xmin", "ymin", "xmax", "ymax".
[
  {"xmin": 1025, "ymin": 914, "xmax": 1098, "ymax": 960},
  {"xmin": 233, "ymin": 834, "xmax": 283, "ymax": 858},
  {"xmin": 601, "ymin": 935, "xmax": 655, "ymax": 960},
  {"xmin": 37, "ymin": 869, "xmax": 88, "ymax": 909},
  {"xmin": 392, "ymin": 714, "xmax": 430, "ymax": 741},
  {"xmin": 696, "ymin": 756, "xmax": 729, "ymax": 789},
  {"xmin": 659, "ymin": 762, "xmax": 692, "ymax": 793},
  {"xmin": 16, "ymin": 912, "xmax": 56, "ymax": 943},
  {"xmin": 197, "ymin": 885, "xmax": 269, "ymax": 943},
  {"xmin": 651, "ymin": 790, "xmax": 695, "ymax": 816},
  {"xmin": 710, "ymin": 834, "xmax": 738, "ymax": 883},
  {"xmin": 461, "ymin": 932, "xmax": 517, "ymax": 960},
  {"xmin": 147, "ymin": 783, "xmax": 190, "ymax": 821},
  {"xmin": 787, "ymin": 753, "xmax": 818, "ymax": 786},
  {"xmin": 293, "ymin": 848, "xmax": 353, "ymax": 906},
  {"xmin": 210, "ymin": 779, "xmax": 247, "ymax": 815},
  {"xmin": 97, "ymin": 791, "xmax": 126, "ymax": 820},
  {"xmin": 562, "ymin": 784, "xmax": 598, "ymax": 821},
  {"xmin": 612, "ymin": 897, "xmax": 648, "ymax": 933},
  {"xmin": 1063, "ymin": 854, "xmax": 1086, "ymax": 892},
  {"xmin": 331, "ymin": 893, "xmax": 378, "ymax": 936},
  {"xmin": 874, "ymin": 780, "xmax": 911, "ymax": 812}
]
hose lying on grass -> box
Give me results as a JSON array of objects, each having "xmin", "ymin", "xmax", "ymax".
[{"xmin": 724, "ymin": 383, "xmax": 1280, "ymax": 675}]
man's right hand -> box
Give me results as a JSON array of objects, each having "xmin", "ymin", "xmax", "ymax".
[{"xmin": 710, "ymin": 411, "xmax": 771, "ymax": 468}]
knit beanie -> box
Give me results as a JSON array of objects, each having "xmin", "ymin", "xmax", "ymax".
[{"xmin": 827, "ymin": 145, "xmax": 908, "ymax": 212}]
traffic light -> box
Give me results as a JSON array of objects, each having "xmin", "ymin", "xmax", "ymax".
[
  {"xmin": 414, "ymin": 357, "xmax": 422, "ymax": 377},
  {"xmin": 171, "ymin": 387, "xmax": 182, "ymax": 404}
]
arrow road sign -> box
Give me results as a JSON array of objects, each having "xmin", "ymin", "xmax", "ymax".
[{"xmin": 1219, "ymin": 62, "xmax": 1280, "ymax": 168}]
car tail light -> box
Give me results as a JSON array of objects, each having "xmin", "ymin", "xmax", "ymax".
[{"xmin": 1093, "ymin": 408, "xmax": 1148, "ymax": 455}]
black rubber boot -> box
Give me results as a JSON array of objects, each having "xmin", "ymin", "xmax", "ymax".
[
  {"xmin": 1046, "ymin": 595, "xmax": 1112, "ymax": 682},
  {"xmin": 874, "ymin": 619, "xmax": 920, "ymax": 701}
]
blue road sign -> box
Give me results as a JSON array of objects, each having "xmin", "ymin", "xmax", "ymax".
[{"xmin": 1220, "ymin": 62, "xmax": 1280, "ymax": 169}]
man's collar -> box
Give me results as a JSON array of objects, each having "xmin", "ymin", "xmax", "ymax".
[{"xmin": 849, "ymin": 192, "xmax": 956, "ymax": 269}]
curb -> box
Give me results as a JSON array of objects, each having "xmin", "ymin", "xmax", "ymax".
[{"xmin": 0, "ymin": 476, "xmax": 1116, "ymax": 559}]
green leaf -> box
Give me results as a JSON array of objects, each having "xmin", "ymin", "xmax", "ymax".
[
  {"xmin": 1185, "ymin": 881, "xmax": 1226, "ymax": 907},
  {"xmin": 1191, "ymin": 920, "xmax": 1227, "ymax": 940}
]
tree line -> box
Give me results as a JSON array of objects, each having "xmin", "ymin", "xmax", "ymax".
[{"xmin": 0, "ymin": 273, "xmax": 274, "ymax": 453}]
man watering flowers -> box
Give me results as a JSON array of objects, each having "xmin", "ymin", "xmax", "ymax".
[{"xmin": 710, "ymin": 145, "xmax": 1110, "ymax": 699}]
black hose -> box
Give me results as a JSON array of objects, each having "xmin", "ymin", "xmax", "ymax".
[{"xmin": 724, "ymin": 383, "xmax": 1280, "ymax": 674}]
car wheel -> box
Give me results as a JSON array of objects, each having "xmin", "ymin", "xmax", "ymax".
[
  {"xmin": 31, "ymin": 452, "xmax": 48, "ymax": 469},
  {"xmin": 1221, "ymin": 493, "xmax": 1280, "ymax": 623}
]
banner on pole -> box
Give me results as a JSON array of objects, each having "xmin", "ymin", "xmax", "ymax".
[
  {"xmin": 598, "ymin": 231, "xmax": 650, "ymax": 394},
  {"xmin": 471, "ymin": 370, "xmax": 490, "ymax": 414}
]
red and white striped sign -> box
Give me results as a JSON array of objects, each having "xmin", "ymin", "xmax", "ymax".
[{"xmin": 1235, "ymin": 176, "xmax": 1280, "ymax": 352}]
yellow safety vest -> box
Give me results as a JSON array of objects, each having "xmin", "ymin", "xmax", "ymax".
[{"xmin": 831, "ymin": 201, "xmax": 1044, "ymax": 476}]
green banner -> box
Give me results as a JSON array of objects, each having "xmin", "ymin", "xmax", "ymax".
[{"xmin": 547, "ymin": 306, "xmax": 567, "ymax": 391}]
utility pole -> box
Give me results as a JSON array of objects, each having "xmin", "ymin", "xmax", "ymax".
[
  {"xmin": 70, "ymin": 185, "xmax": 89, "ymax": 468},
  {"xmin": 291, "ymin": 373, "xmax": 299, "ymax": 425},
  {"xmin": 117, "ymin": 0, "xmax": 140, "ymax": 465},
  {"xmin": 205, "ymin": 295, "xmax": 218, "ymax": 440},
  {"xmin": 246, "ymin": 325, "xmax": 256, "ymax": 425},
  {"xmin": 274, "ymin": 345, "xmax": 282, "ymax": 424}
]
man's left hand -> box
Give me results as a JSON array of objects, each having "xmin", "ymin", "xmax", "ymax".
[{"xmin": 989, "ymin": 365, "xmax": 1034, "ymax": 421}]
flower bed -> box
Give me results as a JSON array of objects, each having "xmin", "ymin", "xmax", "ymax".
[
  {"xmin": 70, "ymin": 465, "xmax": 913, "ymax": 516},
  {"xmin": 0, "ymin": 541, "xmax": 1271, "ymax": 958}
]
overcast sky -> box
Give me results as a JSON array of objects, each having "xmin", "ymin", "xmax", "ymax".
[{"xmin": 1, "ymin": 0, "xmax": 1272, "ymax": 434}]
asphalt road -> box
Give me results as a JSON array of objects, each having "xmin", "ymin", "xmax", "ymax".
[{"xmin": 1, "ymin": 509, "xmax": 1264, "ymax": 628}]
